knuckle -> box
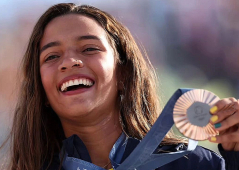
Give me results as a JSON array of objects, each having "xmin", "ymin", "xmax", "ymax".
[
  {"xmin": 228, "ymin": 97, "xmax": 237, "ymax": 102},
  {"xmin": 232, "ymin": 101, "xmax": 239, "ymax": 109}
]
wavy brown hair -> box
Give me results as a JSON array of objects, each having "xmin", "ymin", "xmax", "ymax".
[{"xmin": 8, "ymin": 3, "xmax": 185, "ymax": 170}]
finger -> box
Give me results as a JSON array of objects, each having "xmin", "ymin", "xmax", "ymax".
[
  {"xmin": 210, "ymin": 108, "xmax": 236, "ymax": 125},
  {"xmin": 212, "ymin": 111, "xmax": 239, "ymax": 131},
  {"xmin": 210, "ymin": 100, "xmax": 239, "ymax": 124},
  {"xmin": 227, "ymin": 97, "xmax": 238, "ymax": 102},
  {"xmin": 208, "ymin": 128, "xmax": 239, "ymax": 143},
  {"xmin": 210, "ymin": 100, "xmax": 239, "ymax": 125},
  {"xmin": 210, "ymin": 98, "xmax": 238, "ymax": 114},
  {"xmin": 210, "ymin": 107, "xmax": 237, "ymax": 126}
]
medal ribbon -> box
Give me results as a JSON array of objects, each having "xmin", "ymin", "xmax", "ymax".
[
  {"xmin": 116, "ymin": 88, "xmax": 198, "ymax": 170},
  {"xmin": 62, "ymin": 88, "xmax": 198, "ymax": 170}
]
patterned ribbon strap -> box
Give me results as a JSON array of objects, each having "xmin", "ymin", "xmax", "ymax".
[{"xmin": 116, "ymin": 88, "xmax": 198, "ymax": 170}]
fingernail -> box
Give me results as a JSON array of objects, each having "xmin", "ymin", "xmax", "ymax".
[
  {"xmin": 214, "ymin": 123, "xmax": 221, "ymax": 128},
  {"xmin": 210, "ymin": 115, "xmax": 218, "ymax": 123},
  {"xmin": 210, "ymin": 106, "xmax": 218, "ymax": 114},
  {"xmin": 210, "ymin": 136, "xmax": 217, "ymax": 142}
]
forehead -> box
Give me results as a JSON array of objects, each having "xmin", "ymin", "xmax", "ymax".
[{"xmin": 40, "ymin": 14, "xmax": 107, "ymax": 47}]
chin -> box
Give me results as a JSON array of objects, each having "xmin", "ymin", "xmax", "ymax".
[{"xmin": 57, "ymin": 108, "xmax": 92, "ymax": 119}]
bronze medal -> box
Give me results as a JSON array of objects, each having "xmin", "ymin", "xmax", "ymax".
[{"xmin": 173, "ymin": 89, "xmax": 220, "ymax": 140}]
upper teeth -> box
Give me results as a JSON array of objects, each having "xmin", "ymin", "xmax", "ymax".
[{"xmin": 60, "ymin": 78, "xmax": 94, "ymax": 92}]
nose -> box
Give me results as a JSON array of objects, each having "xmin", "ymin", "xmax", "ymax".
[{"xmin": 58, "ymin": 57, "xmax": 84, "ymax": 71}]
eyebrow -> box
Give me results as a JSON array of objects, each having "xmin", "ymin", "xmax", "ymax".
[
  {"xmin": 40, "ymin": 35, "xmax": 102, "ymax": 55},
  {"xmin": 76, "ymin": 35, "xmax": 101, "ymax": 41},
  {"xmin": 40, "ymin": 42, "xmax": 60, "ymax": 54}
]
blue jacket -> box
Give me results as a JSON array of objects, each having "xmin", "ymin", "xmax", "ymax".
[
  {"xmin": 43, "ymin": 89, "xmax": 239, "ymax": 170},
  {"xmin": 43, "ymin": 134, "xmax": 239, "ymax": 170}
]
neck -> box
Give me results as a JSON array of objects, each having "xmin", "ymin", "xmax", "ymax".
[{"xmin": 60, "ymin": 111, "xmax": 122, "ymax": 168}]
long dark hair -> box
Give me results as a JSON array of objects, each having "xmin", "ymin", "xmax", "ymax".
[{"xmin": 9, "ymin": 3, "xmax": 184, "ymax": 170}]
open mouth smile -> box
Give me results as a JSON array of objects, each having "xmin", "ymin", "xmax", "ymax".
[{"xmin": 60, "ymin": 78, "xmax": 94, "ymax": 92}]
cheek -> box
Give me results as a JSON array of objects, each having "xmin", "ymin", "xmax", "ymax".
[
  {"xmin": 101, "ymin": 54, "xmax": 116, "ymax": 79},
  {"xmin": 40, "ymin": 67, "xmax": 55, "ymax": 95},
  {"xmin": 102, "ymin": 62, "xmax": 118, "ymax": 92}
]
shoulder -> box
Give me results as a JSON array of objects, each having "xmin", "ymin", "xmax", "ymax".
[
  {"xmin": 159, "ymin": 145, "xmax": 225, "ymax": 170},
  {"xmin": 189, "ymin": 145, "xmax": 223, "ymax": 163}
]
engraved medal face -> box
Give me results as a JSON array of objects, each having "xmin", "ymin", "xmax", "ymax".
[
  {"xmin": 187, "ymin": 102, "xmax": 211, "ymax": 127},
  {"xmin": 173, "ymin": 89, "xmax": 220, "ymax": 140}
]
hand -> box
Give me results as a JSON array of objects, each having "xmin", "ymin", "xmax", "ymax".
[{"xmin": 208, "ymin": 97, "xmax": 239, "ymax": 151}]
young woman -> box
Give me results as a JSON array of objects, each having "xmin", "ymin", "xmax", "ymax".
[{"xmin": 8, "ymin": 3, "xmax": 239, "ymax": 170}]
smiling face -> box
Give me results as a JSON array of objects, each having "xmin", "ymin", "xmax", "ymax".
[{"xmin": 39, "ymin": 14, "xmax": 119, "ymax": 122}]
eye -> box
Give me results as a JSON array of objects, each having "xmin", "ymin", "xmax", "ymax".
[
  {"xmin": 82, "ymin": 47, "xmax": 100, "ymax": 54},
  {"xmin": 45, "ymin": 55, "xmax": 59, "ymax": 62}
]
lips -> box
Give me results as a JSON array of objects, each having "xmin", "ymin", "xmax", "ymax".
[{"xmin": 58, "ymin": 75, "xmax": 95, "ymax": 93}]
